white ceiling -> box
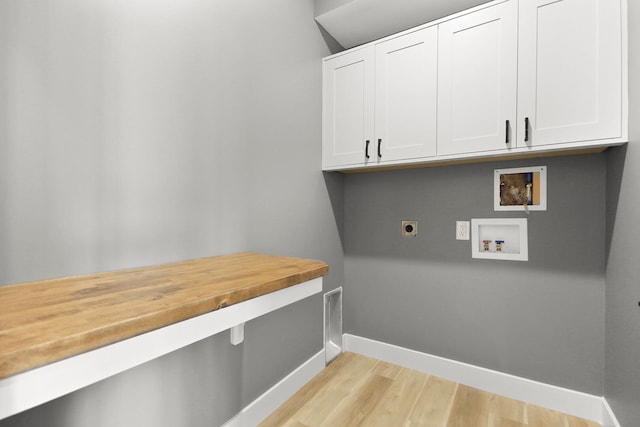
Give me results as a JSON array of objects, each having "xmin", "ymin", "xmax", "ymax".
[{"xmin": 315, "ymin": 0, "xmax": 491, "ymax": 49}]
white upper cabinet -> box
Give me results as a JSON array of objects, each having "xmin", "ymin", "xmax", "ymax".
[
  {"xmin": 321, "ymin": 0, "xmax": 626, "ymax": 171},
  {"xmin": 437, "ymin": 0, "xmax": 518, "ymax": 156},
  {"xmin": 517, "ymin": 0, "xmax": 623, "ymax": 147},
  {"xmin": 323, "ymin": 26, "xmax": 438, "ymax": 169},
  {"xmin": 322, "ymin": 47, "xmax": 375, "ymax": 169},
  {"xmin": 374, "ymin": 26, "xmax": 438, "ymax": 163}
]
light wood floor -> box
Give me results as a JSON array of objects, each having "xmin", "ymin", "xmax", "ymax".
[{"xmin": 260, "ymin": 352, "xmax": 601, "ymax": 427}]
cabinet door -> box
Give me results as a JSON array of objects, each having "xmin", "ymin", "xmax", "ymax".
[
  {"xmin": 517, "ymin": 0, "xmax": 622, "ymax": 147},
  {"xmin": 437, "ymin": 1, "xmax": 517, "ymax": 156},
  {"xmin": 322, "ymin": 47, "xmax": 374, "ymax": 168},
  {"xmin": 374, "ymin": 26, "xmax": 438, "ymax": 163}
]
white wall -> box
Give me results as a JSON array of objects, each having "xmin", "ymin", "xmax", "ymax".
[
  {"xmin": 0, "ymin": 0, "xmax": 251, "ymax": 282},
  {"xmin": 0, "ymin": 0, "xmax": 343, "ymax": 425}
]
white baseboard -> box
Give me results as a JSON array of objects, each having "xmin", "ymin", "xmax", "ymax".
[
  {"xmin": 223, "ymin": 336, "xmax": 621, "ymax": 427},
  {"xmin": 602, "ymin": 398, "xmax": 622, "ymax": 427},
  {"xmin": 222, "ymin": 350, "xmax": 325, "ymax": 427},
  {"xmin": 344, "ymin": 334, "xmax": 617, "ymax": 426}
]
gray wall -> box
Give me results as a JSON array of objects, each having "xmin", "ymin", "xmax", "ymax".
[
  {"xmin": 0, "ymin": 0, "xmax": 343, "ymax": 426},
  {"xmin": 314, "ymin": 0, "xmax": 352, "ymax": 16},
  {"xmin": 604, "ymin": 1, "xmax": 640, "ymax": 426},
  {"xmin": 344, "ymin": 155, "xmax": 606, "ymax": 395},
  {"xmin": 2, "ymin": 0, "xmax": 638, "ymax": 425}
]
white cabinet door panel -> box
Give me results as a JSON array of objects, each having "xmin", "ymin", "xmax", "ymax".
[
  {"xmin": 437, "ymin": 1, "xmax": 517, "ymax": 156},
  {"xmin": 323, "ymin": 48, "xmax": 374, "ymax": 168},
  {"xmin": 517, "ymin": 0, "xmax": 622, "ymax": 146},
  {"xmin": 375, "ymin": 26, "xmax": 438, "ymax": 162}
]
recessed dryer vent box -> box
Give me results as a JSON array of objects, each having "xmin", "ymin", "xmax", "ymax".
[{"xmin": 471, "ymin": 218, "xmax": 528, "ymax": 261}]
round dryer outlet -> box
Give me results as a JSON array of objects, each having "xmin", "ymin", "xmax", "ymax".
[{"xmin": 401, "ymin": 220, "xmax": 417, "ymax": 237}]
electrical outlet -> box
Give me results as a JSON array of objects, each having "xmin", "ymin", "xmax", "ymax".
[
  {"xmin": 456, "ymin": 221, "xmax": 470, "ymax": 240},
  {"xmin": 402, "ymin": 220, "xmax": 417, "ymax": 237}
]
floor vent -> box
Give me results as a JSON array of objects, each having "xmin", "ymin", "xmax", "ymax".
[{"xmin": 324, "ymin": 287, "xmax": 343, "ymax": 364}]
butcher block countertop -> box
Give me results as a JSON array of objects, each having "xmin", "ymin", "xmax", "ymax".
[{"xmin": 0, "ymin": 252, "xmax": 329, "ymax": 380}]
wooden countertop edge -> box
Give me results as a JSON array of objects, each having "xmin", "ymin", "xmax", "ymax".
[{"xmin": 0, "ymin": 254, "xmax": 328, "ymax": 380}]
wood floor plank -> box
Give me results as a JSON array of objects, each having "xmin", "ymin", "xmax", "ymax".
[
  {"xmin": 259, "ymin": 353, "xmax": 353, "ymax": 426},
  {"xmin": 526, "ymin": 403, "xmax": 567, "ymax": 427},
  {"xmin": 262, "ymin": 353, "xmax": 602, "ymax": 427},
  {"xmin": 359, "ymin": 367, "xmax": 429, "ymax": 427},
  {"xmin": 445, "ymin": 384, "xmax": 492, "ymax": 427},
  {"xmin": 370, "ymin": 359, "xmax": 404, "ymax": 380},
  {"xmin": 487, "ymin": 392, "xmax": 527, "ymax": 424},
  {"xmin": 260, "ymin": 353, "xmax": 365, "ymax": 426},
  {"xmin": 280, "ymin": 421, "xmax": 308, "ymax": 427},
  {"xmin": 270, "ymin": 353, "xmax": 378, "ymax": 427},
  {"xmin": 319, "ymin": 373, "xmax": 392, "ymax": 426},
  {"xmin": 488, "ymin": 416, "xmax": 527, "ymax": 427},
  {"xmin": 407, "ymin": 375, "xmax": 458, "ymax": 426}
]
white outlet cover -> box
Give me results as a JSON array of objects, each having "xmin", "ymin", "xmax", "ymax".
[{"xmin": 456, "ymin": 221, "xmax": 470, "ymax": 240}]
